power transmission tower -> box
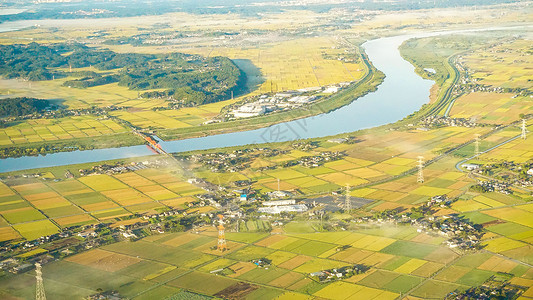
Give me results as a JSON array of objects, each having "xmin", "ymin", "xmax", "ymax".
[
  {"xmin": 474, "ymin": 134, "xmax": 481, "ymax": 156},
  {"xmin": 345, "ymin": 184, "xmax": 351, "ymax": 212},
  {"xmin": 417, "ymin": 156, "xmax": 424, "ymax": 183},
  {"xmin": 35, "ymin": 263, "xmax": 46, "ymax": 300},
  {"xmin": 522, "ymin": 119, "xmax": 528, "ymax": 140},
  {"xmin": 217, "ymin": 215, "xmax": 227, "ymax": 251}
]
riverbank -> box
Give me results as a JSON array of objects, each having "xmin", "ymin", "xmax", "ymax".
[
  {"xmin": 3, "ymin": 27, "xmax": 526, "ymax": 172},
  {"xmin": 158, "ymin": 51, "xmax": 382, "ymax": 141}
]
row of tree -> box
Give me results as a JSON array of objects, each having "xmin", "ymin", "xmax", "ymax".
[{"xmin": 0, "ymin": 97, "xmax": 54, "ymax": 118}]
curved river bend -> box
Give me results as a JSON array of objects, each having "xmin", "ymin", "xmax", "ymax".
[{"xmin": 0, "ymin": 28, "xmax": 516, "ymax": 172}]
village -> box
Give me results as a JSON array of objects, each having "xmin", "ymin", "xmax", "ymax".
[
  {"xmin": 309, "ymin": 264, "xmax": 371, "ymax": 283},
  {"xmin": 355, "ymin": 195, "xmax": 486, "ymax": 251}
]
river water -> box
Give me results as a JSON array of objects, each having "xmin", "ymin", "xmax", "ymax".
[{"xmin": 0, "ymin": 26, "xmax": 521, "ymax": 172}]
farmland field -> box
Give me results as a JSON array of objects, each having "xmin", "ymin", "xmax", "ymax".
[
  {"xmin": 0, "ymin": 165, "xmax": 205, "ymax": 240},
  {"xmin": 2, "ymin": 226, "xmax": 531, "ymax": 299},
  {"xmin": 0, "ymin": 2, "xmax": 532, "ymax": 300}
]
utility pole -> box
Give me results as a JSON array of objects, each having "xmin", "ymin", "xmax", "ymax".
[
  {"xmin": 522, "ymin": 119, "xmax": 528, "ymax": 140},
  {"xmin": 35, "ymin": 263, "xmax": 46, "ymax": 300},
  {"xmin": 417, "ymin": 156, "xmax": 424, "ymax": 183},
  {"xmin": 277, "ymin": 178, "xmax": 280, "ymax": 192},
  {"xmin": 217, "ymin": 215, "xmax": 227, "ymax": 251}
]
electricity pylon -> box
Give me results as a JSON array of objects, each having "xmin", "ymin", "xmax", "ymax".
[
  {"xmin": 522, "ymin": 119, "xmax": 528, "ymax": 140},
  {"xmin": 35, "ymin": 263, "xmax": 46, "ymax": 300},
  {"xmin": 217, "ymin": 215, "xmax": 227, "ymax": 251},
  {"xmin": 474, "ymin": 134, "xmax": 481, "ymax": 156},
  {"xmin": 345, "ymin": 184, "xmax": 351, "ymax": 212},
  {"xmin": 417, "ymin": 156, "xmax": 424, "ymax": 183}
]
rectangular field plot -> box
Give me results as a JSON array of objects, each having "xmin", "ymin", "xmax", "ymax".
[
  {"xmin": 482, "ymin": 207, "xmax": 533, "ymax": 228},
  {"xmin": 0, "ymin": 226, "xmax": 21, "ymax": 242},
  {"xmin": 1, "ymin": 207, "xmax": 46, "ymax": 224},
  {"xmin": 167, "ymin": 271, "xmax": 237, "ymax": 295},
  {"xmin": 64, "ymin": 192, "xmax": 116, "ymax": 211},
  {"xmin": 101, "ymin": 188, "xmax": 153, "ymax": 206},
  {"xmin": 13, "ymin": 219, "xmax": 60, "ymax": 240},
  {"xmin": 135, "ymin": 185, "xmax": 179, "ymax": 200},
  {"xmin": 113, "ymin": 173, "xmax": 155, "ymax": 188},
  {"xmin": 48, "ymin": 180, "xmax": 93, "ymax": 195},
  {"xmin": 91, "ymin": 208, "xmax": 131, "ymax": 220},
  {"xmin": 78, "ymin": 175, "xmax": 128, "ymax": 191},
  {"xmin": 380, "ymin": 240, "xmax": 439, "ymax": 260},
  {"xmin": 54, "ymin": 214, "xmax": 96, "ymax": 228},
  {"xmin": 0, "ymin": 116, "xmax": 128, "ymax": 145},
  {"xmin": 411, "ymin": 280, "xmax": 467, "ymax": 299},
  {"xmin": 66, "ymin": 249, "xmax": 141, "ymax": 272}
]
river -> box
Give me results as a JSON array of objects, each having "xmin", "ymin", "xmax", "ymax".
[{"xmin": 0, "ymin": 26, "xmax": 522, "ymax": 172}]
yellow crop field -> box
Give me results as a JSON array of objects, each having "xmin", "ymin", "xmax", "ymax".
[
  {"xmin": 394, "ymin": 258, "xmax": 427, "ymax": 274},
  {"xmin": 483, "ymin": 207, "xmax": 533, "ymax": 228},
  {"xmin": 0, "ymin": 227, "xmax": 21, "ymax": 242},
  {"xmin": 13, "ymin": 220, "xmax": 60, "ymax": 240},
  {"xmin": 54, "ymin": 214, "xmax": 96, "ymax": 228},
  {"xmin": 136, "ymin": 185, "xmax": 179, "ymax": 201},
  {"xmin": 101, "ymin": 188, "xmax": 152, "ymax": 206},
  {"xmin": 0, "ymin": 116, "xmax": 128, "ymax": 146},
  {"xmin": 449, "ymin": 93, "xmax": 532, "ymax": 125},
  {"xmin": 198, "ymin": 37, "xmax": 365, "ymax": 94},
  {"xmin": 113, "ymin": 173, "xmax": 155, "ymax": 187},
  {"xmin": 483, "ymin": 237, "xmax": 526, "ymax": 253},
  {"xmin": 314, "ymin": 282, "xmax": 364, "ymax": 300},
  {"xmin": 79, "ymin": 174, "xmax": 129, "ymax": 191}
]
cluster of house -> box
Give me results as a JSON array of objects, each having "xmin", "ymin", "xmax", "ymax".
[
  {"xmin": 477, "ymin": 161, "xmax": 533, "ymax": 189},
  {"xmin": 454, "ymin": 57, "xmax": 511, "ymax": 96},
  {"xmin": 474, "ymin": 180, "xmax": 512, "ymax": 194},
  {"xmin": 426, "ymin": 194, "xmax": 453, "ymax": 208},
  {"xmin": 85, "ymin": 290, "xmax": 124, "ymax": 300},
  {"xmin": 78, "ymin": 161, "xmax": 153, "ymax": 176},
  {"xmin": 417, "ymin": 115, "xmax": 477, "ymax": 129},
  {"xmin": 354, "ymin": 195, "xmax": 484, "ymax": 250},
  {"xmin": 445, "ymin": 275, "xmax": 527, "ymax": 300},
  {"xmin": 309, "ymin": 264, "xmax": 369, "ymax": 283},
  {"xmin": 417, "ymin": 214, "xmax": 484, "ymax": 250},
  {"xmin": 282, "ymin": 151, "xmax": 345, "ymax": 168},
  {"xmin": 187, "ymin": 147, "xmax": 287, "ymax": 173},
  {"xmin": 251, "ymin": 258, "xmax": 272, "ymax": 268}
]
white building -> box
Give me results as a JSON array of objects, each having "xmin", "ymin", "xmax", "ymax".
[
  {"xmin": 267, "ymin": 190, "xmax": 292, "ymax": 198},
  {"xmin": 233, "ymin": 104, "xmax": 267, "ymax": 118},
  {"xmin": 262, "ymin": 199, "xmax": 296, "ymax": 206},
  {"xmin": 287, "ymin": 96, "xmax": 311, "ymax": 103},
  {"xmin": 323, "ymin": 86, "xmax": 340, "ymax": 94},
  {"xmin": 461, "ymin": 163, "xmax": 480, "ymax": 171},
  {"xmin": 258, "ymin": 204, "xmax": 308, "ymax": 214}
]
